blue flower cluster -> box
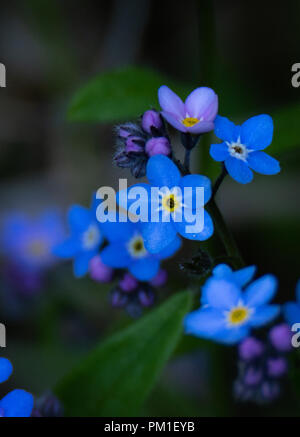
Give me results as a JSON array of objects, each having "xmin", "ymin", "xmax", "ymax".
[{"xmin": 0, "ymin": 357, "xmax": 33, "ymax": 417}]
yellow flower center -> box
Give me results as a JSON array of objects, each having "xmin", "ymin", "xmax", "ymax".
[
  {"xmin": 162, "ymin": 193, "xmax": 180, "ymax": 213},
  {"xmin": 182, "ymin": 117, "xmax": 199, "ymax": 127},
  {"xmin": 128, "ymin": 234, "xmax": 147, "ymax": 258},
  {"xmin": 228, "ymin": 306, "xmax": 249, "ymax": 325}
]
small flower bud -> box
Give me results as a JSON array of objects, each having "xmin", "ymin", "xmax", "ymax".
[
  {"xmin": 142, "ymin": 110, "xmax": 162, "ymax": 134},
  {"xmin": 150, "ymin": 269, "xmax": 168, "ymax": 287},
  {"xmin": 269, "ymin": 323, "xmax": 292, "ymax": 352},
  {"xmin": 110, "ymin": 289, "xmax": 128, "ymax": 308},
  {"xmin": 239, "ymin": 337, "xmax": 264, "ymax": 361},
  {"xmin": 119, "ymin": 273, "xmax": 138, "ymax": 293},
  {"xmin": 89, "ymin": 255, "xmax": 113, "ymax": 283},
  {"xmin": 267, "ymin": 357, "xmax": 288, "ymax": 378},
  {"xmin": 244, "ymin": 367, "xmax": 263, "ymax": 386},
  {"xmin": 138, "ymin": 288, "xmax": 155, "ymax": 307},
  {"xmin": 145, "ymin": 137, "xmax": 171, "ymax": 157},
  {"xmin": 125, "ymin": 137, "xmax": 144, "ymax": 153}
]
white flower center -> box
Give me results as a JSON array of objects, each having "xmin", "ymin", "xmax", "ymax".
[
  {"xmin": 82, "ymin": 224, "xmax": 101, "ymax": 250},
  {"xmin": 227, "ymin": 137, "xmax": 250, "ymax": 161},
  {"xmin": 127, "ymin": 234, "xmax": 147, "ymax": 259}
]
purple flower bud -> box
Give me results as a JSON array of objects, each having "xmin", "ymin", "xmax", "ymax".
[
  {"xmin": 110, "ymin": 289, "xmax": 128, "ymax": 308},
  {"xmin": 269, "ymin": 323, "xmax": 292, "ymax": 352},
  {"xmin": 244, "ymin": 367, "xmax": 263, "ymax": 386},
  {"xmin": 119, "ymin": 273, "xmax": 138, "ymax": 293},
  {"xmin": 239, "ymin": 337, "xmax": 264, "ymax": 361},
  {"xmin": 260, "ymin": 381, "xmax": 280, "ymax": 402},
  {"xmin": 145, "ymin": 137, "xmax": 171, "ymax": 157},
  {"xmin": 138, "ymin": 288, "xmax": 155, "ymax": 307},
  {"xmin": 89, "ymin": 255, "xmax": 113, "ymax": 283},
  {"xmin": 267, "ymin": 357, "xmax": 288, "ymax": 378},
  {"xmin": 119, "ymin": 128, "xmax": 131, "ymax": 139},
  {"xmin": 150, "ymin": 269, "xmax": 168, "ymax": 287},
  {"xmin": 142, "ymin": 110, "xmax": 162, "ymax": 134},
  {"xmin": 125, "ymin": 137, "xmax": 144, "ymax": 153}
]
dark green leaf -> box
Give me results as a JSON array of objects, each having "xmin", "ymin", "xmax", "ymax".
[{"xmin": 54, "ymin": 291, "xmax": 192, "ymax": 417}]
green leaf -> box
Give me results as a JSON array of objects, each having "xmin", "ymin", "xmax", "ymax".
[
  {"xmin": 68, "ymin": 66, "xmax": 190, "ymax": 123},
  {"xmin": 54, "ymin": 291, "xmax": 192, "ymax": 417}
]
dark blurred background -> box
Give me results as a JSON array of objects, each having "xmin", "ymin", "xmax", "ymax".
[{"xmin": 0, "ymin": 0, "xmax": 299, "ymax": 417}]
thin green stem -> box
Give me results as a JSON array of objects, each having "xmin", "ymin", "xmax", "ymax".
[
  {"xmin": 207, "ymin": 199, "xmax": 245, "ymax": 269},
  {"xmin": 212, "ymin": 164, "xmax": 227, "ymax": 199}
]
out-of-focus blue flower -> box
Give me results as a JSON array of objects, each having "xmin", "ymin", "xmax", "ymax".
[
  {"xmin": 0, "ymin": 357, "xmax": 33, "ymax": 417},
  {"xmin": 1, "ymin": 210, "xmax": 65, "ymax": 272},
  {"xmin": 283, "ymin": 280, "xmax": 300, "ymax": 326},
  {"xmin": 158, "ymin": 86, "xmax": 218, "ymax": 134},
  {"xmin": 118, "ymin": 155, "xmax": 213, "ymax": 254},
  {"xmin": 53, "ymin": 199, "xmax": 103, "ymax": 278},
  {"xmin": 210, "ymin": 263, "xmax": 256, "ymax": 287},
  {"xmin": 185, "ymin": 273, "xmax": 280, "ymax": 345},
  {"xmin": 210, "ymin": 115, "xmax": 280, "ymax": 184},
  {"xmin": 100, "ymin": 217, "xmax": 181, "ymax": 281}
]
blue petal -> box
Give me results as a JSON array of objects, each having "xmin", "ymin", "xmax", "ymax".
[
  {"xmin": 232, "ymin": 266, "xmax": 257, "ymax": 287},
  {"xmin": 101, "ymin": 243, "xmax": 131, "ymax": 268},
  {"xmin": 155, "ymin": 235, "xmax": 182, "ymax": 260},
  {"xmin": 244, "ymin": 275, "xmax": 277, "ymax": 307},
  {"xmin": 184, "ymin": 307, "xmax": 225, "ymax": 338},
  {"xmin": 146, "ymin": 155, "xmax": 181, "ymax": 187},
  {"xmin": 173, "ymin": 209, "xmax": 214, "ymax": 241},
  {"xmin": 247, "ymin": 151, "xmax": 280, "ymax": 175},
  {"xmin": 214, "ymin": 115, "xmax": 237, "ymax": 141},
  {"xmin": 225, "ymin": 156, "xmax": 253, "ymax": 184},
  {"xmin": 117, "ymin": 183, "xmax": 152, "ymax": 218},
  {"xmin": 0, "ymin": 358, "xmax": 13, "ymax": 384},
  {"xmin": 283, "ymin": 302, "xmax": 300, "ymax": 326},
  {"xmin": 202, "ymin": 278, "xmax": 241, "ymax": 309},
  {"xmin": 129, "ymin": 257, "xmax": 160, "ymax": 281},
  {"xmin": 74, "ymin": 252, "xmax": 95, "ymax": 277},
  {"xmin": 249, "ymin": 305, "xmax": 280, "ymax": 327},
  {"xmin": 180, "ymin": 174, "xmax": 212, "ymax": 205},
  {"xmin": 0, "ymin": 389, "xmax": 34, "ymax": 417},
  {"xmin": 52, "ymin": 238, "xmax": 80, "ymax": 258},
  {"xmin": 211, "ymin": 326, "xmax": 250, "ymax": 345},
  {"xmin": 141, "ymin": 221, "xmax": 177, "ymax": 254},
  {"xmin": 212, "ymin": 264, "xmax": 232, "ymax": 278},
  {"xmin": 210, "ymin": 142, "xmax": 229, "ymax": 162},
  {"xmin": 68, "ymin": 205, "xmax": 92, "ymax": 233},
  {"xmin": 241, "ymin": 114, "xmax": 273, "ymax": 150},
  {"xmin": 100, "ymin": 218, "xmax": 136, "ymax": 243}
]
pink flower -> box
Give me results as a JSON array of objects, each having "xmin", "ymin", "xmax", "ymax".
[{"xmin": 158, "ymin": 85, "xmax": 218, "ymax": 134}]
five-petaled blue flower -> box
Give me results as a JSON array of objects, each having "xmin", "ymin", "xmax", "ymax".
[
  {"xmin": 117, "ymin": 154, "xmax": 214, "ymax": 254},
  {"xmin": 53, "ymin": 198, "xmax": 103, "ymax": 277},
  {"xmin": 185, "ymin": 271, "xmax": 280, "ymax": 344},
  {"xmin": 283, "ymin": 280, "xmax": 300, "ymax": 326},
  {"xmin": 0, "ymin": 357, "xmax": 33, "ymax": 417},
  {"xmin": 100, "ymin": 216, "xmax": 181, "ymax": 281},
  {"xmin": 1, "ymin": 210, "xmax": 65, "ymax": 272},
  {"xmin": 210, "ymin": 114, "xmax": 280, "ymax": 184}
]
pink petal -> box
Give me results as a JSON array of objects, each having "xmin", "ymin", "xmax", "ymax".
[
  {"xmin": 161, "ymin": 111, "xmax": 187, "ymax": 132},
  {"xmin": 187, "ymin": 120, "xmax": 214, "ymax": 134},
  {"xmin": 158, "ymin": 85, "xmax": 185, "ymax": 118},
  {"xmin": 185, "ymin": 87, "xmax": 218, "ymax": 120}
]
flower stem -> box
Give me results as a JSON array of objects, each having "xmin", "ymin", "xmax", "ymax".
[
  {"xmin": 212, "ymin": 164, "xmax": 227, "ymax": 199},
  {"xmin": 207, "ymin": 199, "xmax": 245, "ymax": 269}
]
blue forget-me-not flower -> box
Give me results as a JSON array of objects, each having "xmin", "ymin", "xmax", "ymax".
[{"xmin": 210, "ymin": 115, "xmax": 280, "ymax": 184}]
